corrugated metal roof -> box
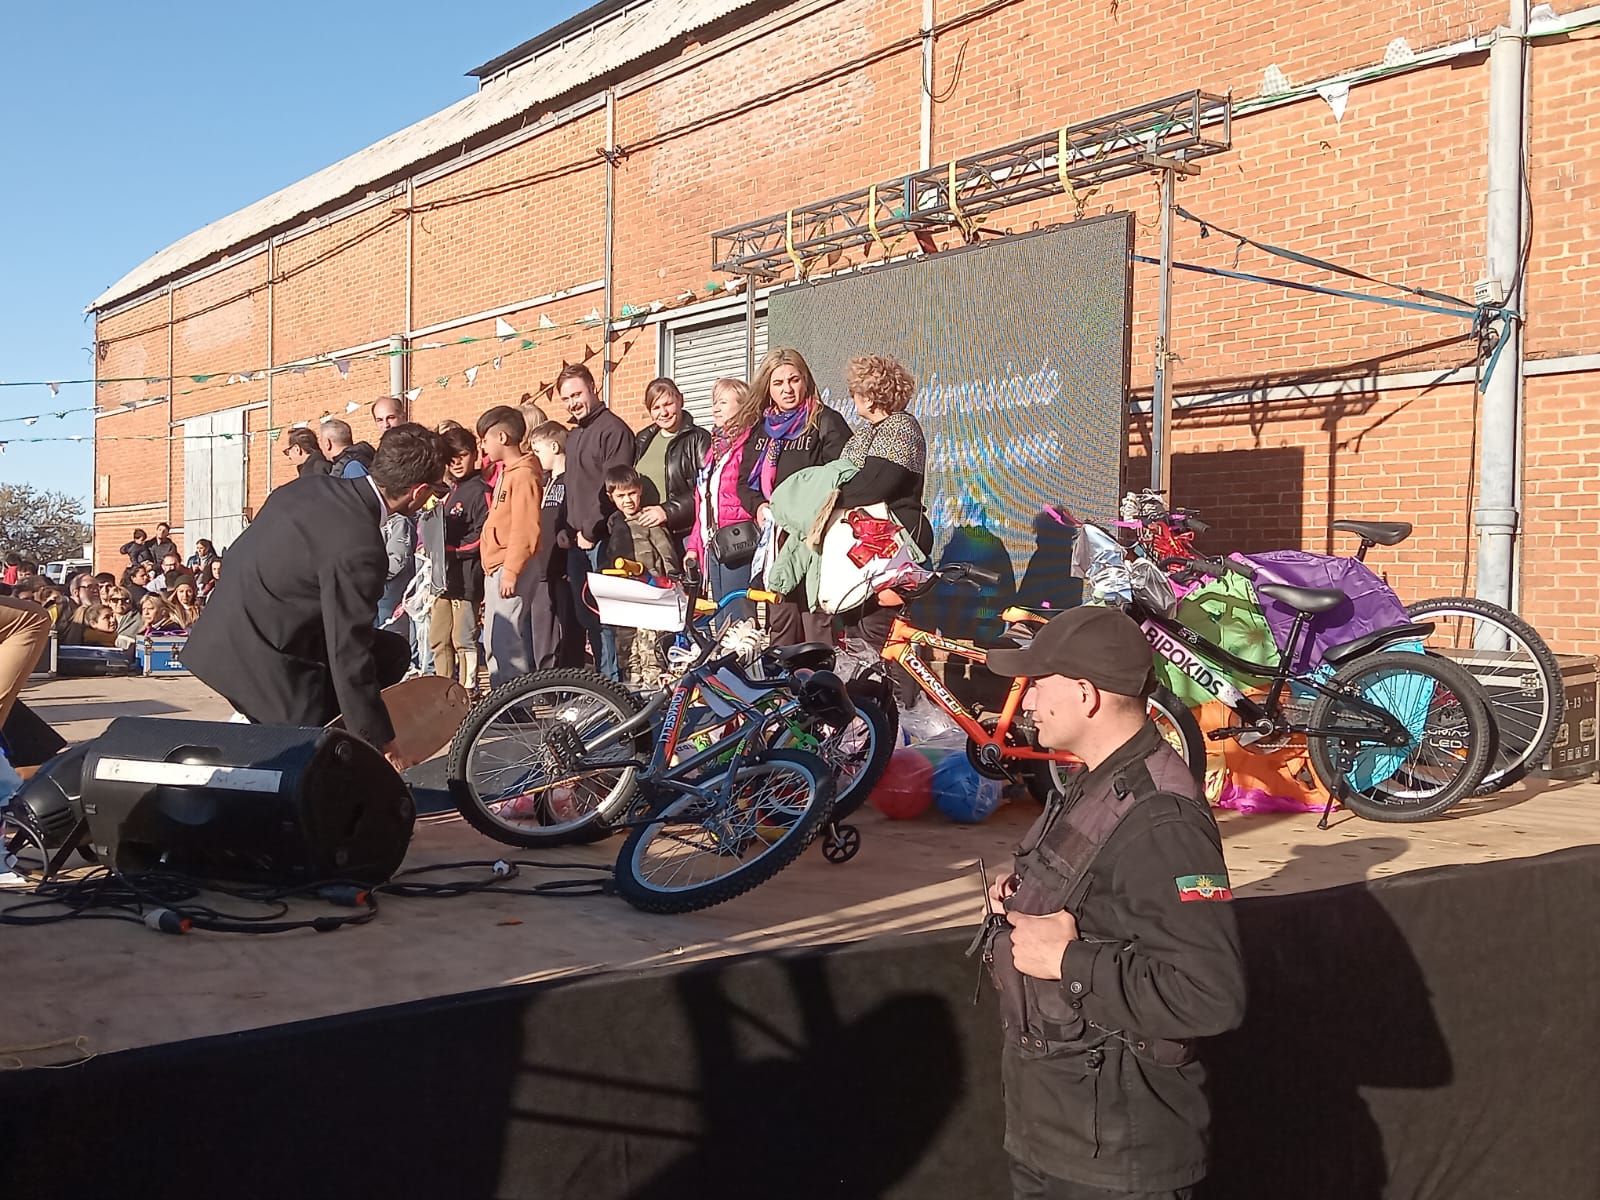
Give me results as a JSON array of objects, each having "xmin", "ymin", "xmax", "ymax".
[{"xmin": 90, "ymin": 0, "xmax": 765, "ymax": 313}]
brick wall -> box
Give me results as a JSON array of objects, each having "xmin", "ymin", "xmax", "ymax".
[{"xmin": 90, "ymin": 0, "xmax": 1600, "ymax": 654}]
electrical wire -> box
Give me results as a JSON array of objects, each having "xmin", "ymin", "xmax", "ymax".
[{"xmin": 0, "ymin": 857, "xmax": 614, "ymax": 935}]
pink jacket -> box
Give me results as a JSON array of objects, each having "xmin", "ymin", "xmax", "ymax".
[{"xmin": 686, "ymin": 427, "xmax": 755, "ymax": 562}]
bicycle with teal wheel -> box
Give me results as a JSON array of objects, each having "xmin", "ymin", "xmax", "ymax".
[{"xmin": 1125, "ymin": 550, "xmax": 1497, "ymax": 825}]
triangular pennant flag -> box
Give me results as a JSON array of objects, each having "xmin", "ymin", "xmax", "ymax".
[
  {"xmin": 584, "ymin": 308, "xmax": 602, "ymax": 325},
  {"xmin": 538, "ymin": 314, "xmax": 557, "ymax": 329},
  {"xmin": 404, "ymin": 387, "xmax": 422, "ymax": 404},
  {"xmin": 345, "ymin": 401, "xmax": 361, "ymax": 413},
  {"xmin": 23, "ymin": 417, "xmax": 37, "ymax": 426},
  {"xmin": 227, "ymin": 374, "xmax": 242, "ymax": 385},
  {"xmin": 334, "ymin": 358, "xmax": 351, "ymax": 380},
  {"xmin": 240, "ymin": 371, "xmax": 256, "ymax": 383},
  {"xmin": 495, "ymin": 317, "xmax": 518, "ymax": 341},
  {"xmin": 435, "ymin": 377, "xmax": 450, "ymax": 389},
  {"xmin": 191, "ymin": 374, "xmax": 213, "ymax": 383},
  {"xmin": 464, "ymin": 366, "xmax": 479, "ymax": 387},
  {"xmin": 1316, "ymin": 82, "xmax": 1350, "ymax": 123},
  {"xmin": 47, "ymin": 382, "xmax": 60, "ymax": 396},
  {"xmin": 457, "ymin": 336, "xmax": 477, "ymax": 344},
  {"xmin": 289, "ymin": 365, "xmax": 308, "ymax": 376},
  {"xmin": 319, "ymin": 413, "xmax": 335, "ymax": 424},
  {"xmin": 53, "ymin": 411, "xmax": 69, "ymax": 419},
  {"xmin": 492, "ymin": 356, "xmax": 503, "ymax": 370},
  {"xmin": 520, "ymin": 339, "xmax": 535, "ymax": 350},
  {"xmin": 122, "ymin": 400, "xmax": 137, "ymax": 410},
  {"xmin": 292, "ymin": 421, "xmax": 309, "ymax": 429}
]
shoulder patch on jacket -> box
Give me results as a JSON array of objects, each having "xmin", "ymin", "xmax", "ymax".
[{"xmin": 1175, "ymin": 873, "xmax": 1233, "ymax": 902}]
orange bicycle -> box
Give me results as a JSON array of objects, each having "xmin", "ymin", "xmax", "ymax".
[{"xmin": 866, "ymin": 563, "xmax": 1206, "ymax": 801}]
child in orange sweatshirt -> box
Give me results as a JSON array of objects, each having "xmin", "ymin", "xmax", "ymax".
[{"xmin": 476, "ymin": 405, "xmax": 544, "ymax": 687}]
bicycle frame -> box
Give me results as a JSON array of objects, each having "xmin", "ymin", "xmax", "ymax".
[
  {"xmin": 1134, "ymin": 604, "xmax": 1412, "ymax": 746},
  {"xmin": 880, "ymin": 617, "xmax": 1076, "ymax": 765}
]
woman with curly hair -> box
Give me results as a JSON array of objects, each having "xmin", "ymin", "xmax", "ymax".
[
  {"xmin": 737, "ymin": 348, "xmax": 851, "ymax": 645},
  {"xmin": 833, "ymin": 354, "xmax": 930, "ymax": 701}
]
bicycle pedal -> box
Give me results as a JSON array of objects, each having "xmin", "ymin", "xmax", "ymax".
[{"xmin": 1207, "ymin": 727, "xmax": 1250, "ymax": 741}]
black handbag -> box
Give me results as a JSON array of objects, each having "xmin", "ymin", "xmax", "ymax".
[{"xmin": 711, "ymin": 519, "xmax": 760, "ymax": 568}]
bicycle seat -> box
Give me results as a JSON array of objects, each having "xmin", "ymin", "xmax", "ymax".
[
  {"xmin": 1256, "ymin": 583, "xmax": 1347, "ymax": 615},
  {"xmin": 764, "ymin": 642, "xmax": 836, "ymax": 673},
  {"xmin": 1331, "ymin": 519, "xmax": 1413, "ymax": 546}
]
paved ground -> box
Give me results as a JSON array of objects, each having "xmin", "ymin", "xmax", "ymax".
[{"xmin": 3, "ymin": 671, "xmax": 1595, "ymax": 1061}]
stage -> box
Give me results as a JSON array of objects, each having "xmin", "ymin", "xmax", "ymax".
[{"xmin": 3, "ymin": 672, "xmax": 1596, "ymax": 1060}]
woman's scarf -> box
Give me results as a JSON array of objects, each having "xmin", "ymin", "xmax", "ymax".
[{"xmin": 745, "ymin": 402, "xmax": 813, "ymax": 498}]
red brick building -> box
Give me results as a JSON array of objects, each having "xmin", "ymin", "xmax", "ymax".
[{"xmin": 89, "ymin": 0, "xmax": 1600, "ymax": 653}]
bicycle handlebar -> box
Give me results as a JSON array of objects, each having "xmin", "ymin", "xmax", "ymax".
[{"xmin": 1176, "ymin": 554, "xmax": 1257, "ymax": 582}]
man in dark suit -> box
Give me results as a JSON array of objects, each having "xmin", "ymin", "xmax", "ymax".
[{"xmin": 183, "ymin": 423, "xmax": 447, "ymax": 771}]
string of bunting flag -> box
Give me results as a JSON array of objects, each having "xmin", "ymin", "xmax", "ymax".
[
  {"xmin": 0, "ymin": 279, "xmax": 746, "ymax": 401},
  {"xmin": 0, "ymin": 281, "xmax": 752, "ymax": 454}
]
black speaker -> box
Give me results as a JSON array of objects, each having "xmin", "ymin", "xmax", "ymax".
[{"xmin": 77, "ymin": 718, "xmax": 414, "ymax": 886}]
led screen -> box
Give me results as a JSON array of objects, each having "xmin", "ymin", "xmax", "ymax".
[{"xmin": 767, "ymin": 215, "xmax": 1132, "ymax": 639}]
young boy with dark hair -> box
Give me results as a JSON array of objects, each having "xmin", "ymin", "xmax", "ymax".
[
  {"xmin": 527, "ymin": 422, "xmax": 583, "ymax": 670},
  {"xmin": 603, "ymin": 463, "xmax": 681, "ymax": 688},
  {"xmin": 476, "ymin": 405, "xmax": 543, "ymax": 687}
]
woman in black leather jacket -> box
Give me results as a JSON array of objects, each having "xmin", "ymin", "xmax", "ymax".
[{"xmin": 632, "ymin": 378, "xmax": 711, "ymax": 546}]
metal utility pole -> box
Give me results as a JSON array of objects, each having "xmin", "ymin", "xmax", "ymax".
[
  {"xmin": 1144, "ymin": 153, "xmax": 1200, "ymax": 494},
  {"xmin": 1476, "ymin": 1, "xmax": 1529, "ymax": 619},
  {"xmin": 743, "ymin": 272, "xmax": 759, "ymax": 379},
  {"xmin": 389, "ymin": 334, "xmax": 406, "ymax": 404}
]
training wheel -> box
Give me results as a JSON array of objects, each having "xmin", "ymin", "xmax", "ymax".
[{"xmin": 821, "ymin": 823, "xmax": 861, "ymax": 864}]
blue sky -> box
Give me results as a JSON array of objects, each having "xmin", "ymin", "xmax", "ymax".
[{"xmin": 0, "ymin": 2, "xmax": 583, "ymax": 506}]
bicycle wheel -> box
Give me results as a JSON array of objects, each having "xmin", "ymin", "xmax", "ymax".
[
  {"xmin": 1030, "ymin": 686, "xmax": 1205, "ymax": 801},
  {"xmin": 776, "ymin": 687, "xmax": 896, "ymax": 824},
  {"xmin": 1405, "ymin": 595, "xmax": 1564, "ymax": 793},
  {"xmin": 1308, "ymin": 650, "xmax": 1494, "ymax": 821},
  {"xmin": 445, "ymin": 669, "xmax": 649, "ymax": 848},
  {"xmin": 613, "ymin": 749, "xmax": 835, "ymax": 914}
]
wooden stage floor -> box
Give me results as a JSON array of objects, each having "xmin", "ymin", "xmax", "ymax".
[{"xmin": 3, "ymin": 673, "xmax": 1595, "ymax": 1063}]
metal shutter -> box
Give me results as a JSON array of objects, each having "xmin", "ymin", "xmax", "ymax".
[{"xmin": 663, "ymin": 311, "xmax": 767, "ymax": 425}]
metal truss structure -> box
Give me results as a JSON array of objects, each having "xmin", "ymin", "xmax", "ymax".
[{"xmin": 710, "ymin": 90, "xmax": 1233, "ymax": 277}]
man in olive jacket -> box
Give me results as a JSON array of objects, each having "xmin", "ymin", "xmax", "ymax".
[{"xmin": 983, "ymin": 607, "xmax": 1246, "ymax": 1199}]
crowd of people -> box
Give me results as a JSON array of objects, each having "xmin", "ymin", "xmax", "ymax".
[
  {"xmin": 0, "ymin": 524, "xmax": 224, "ymax": 662},
  {"xmin": 0, "ymin": 344, "xmax": 928, "ymax": 692},
  {"xmin": 332, "ymin": 348, "xmax": 930, "ymax": 697}
]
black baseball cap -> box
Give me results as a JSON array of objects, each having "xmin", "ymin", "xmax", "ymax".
[{"xmin": 986, "ymin": 606, "xmax": 1156, "ymax": 697}]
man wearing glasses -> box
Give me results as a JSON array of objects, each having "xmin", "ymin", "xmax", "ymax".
[{"xmin": 282, "ymin": 427, "xmax": 331, "ymax": 478}]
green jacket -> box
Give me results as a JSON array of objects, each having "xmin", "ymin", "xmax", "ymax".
[{"xmin": 763, "ymin": 460, "xmax": 857, "ymax": 604}]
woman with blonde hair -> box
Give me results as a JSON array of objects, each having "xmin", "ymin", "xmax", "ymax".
[
  {"xmin": 735, "ymin": 348, "xmax": 850, "ymax": 644},
  {"xmin": 166, "ymin": 575, "xmax": 204, "ymax": 629},
  {"xmin": 686, "ymin": 378, "xmax": 765, "ymax": 600}
]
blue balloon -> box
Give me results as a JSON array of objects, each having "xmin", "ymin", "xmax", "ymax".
[{"xmin": 931, "ymin": 753, "xmax": 1005, "ymax": 824}]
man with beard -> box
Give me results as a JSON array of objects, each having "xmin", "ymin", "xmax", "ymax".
[{"xmin": 183, "ymin": 424, "xmax": 447, "ymax": 771}]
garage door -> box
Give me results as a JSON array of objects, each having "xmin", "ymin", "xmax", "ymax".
[{"xmin": 662, "ymin": 311, "xmax": 768, "ymax": 425}]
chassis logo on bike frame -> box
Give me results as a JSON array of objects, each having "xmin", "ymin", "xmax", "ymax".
[
  {"xmin": 901, "ymin": 651, "xmax": 967, "ymax": 716},
  {"xmin": 1142, "ymin": 620, "xmax": 1247, "ymax": 708}
]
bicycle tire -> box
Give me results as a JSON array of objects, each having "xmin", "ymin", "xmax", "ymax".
[
  {"xmin": 776, "ymin": 677, "xmax": 897, "ymax": 822},
  {"xmin": 613, "ymin": 749, "xmax": 835, "ymax": 914},
  {"xmin": 1030, "ymin": 686, "xmax": 1206, "ymax": 801},
  {"xmin": 445, "ymin": 668, "xmax": 649, "ymax": 848},
  {"xmin": 1308, "ymin": 650, "xmax": 1494, "ymax": 821},
  {"xmin": 1404, "ymin": 595, "xmax": 1564, "ymax": 793}
]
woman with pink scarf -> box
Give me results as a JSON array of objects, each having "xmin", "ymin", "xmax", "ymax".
[
  {"xmin": 686, "ymin": 379, "xmax": 763, "ymax": 601},
  {"xmin": 736, "ymin": 348, "xmax": 851, "ymax": 646}
]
